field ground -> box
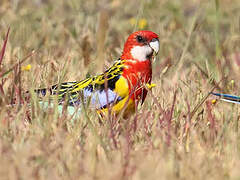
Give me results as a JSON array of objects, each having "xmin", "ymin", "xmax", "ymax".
[{"xmin": 1, "ymin": 0, "xmax": 240, "ymax": 179}]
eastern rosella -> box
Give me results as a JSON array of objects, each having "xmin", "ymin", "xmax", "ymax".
[{"xmin": 35, "ymin": 31, "xmax": 159, "ymax": 116}]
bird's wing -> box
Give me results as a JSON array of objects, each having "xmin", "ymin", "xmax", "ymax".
[
  {"xmin": 211, "ymin": 92, "xmax": 240, "ymax": 104},
  {"xmin": 35, "ymin": 60, "xmax": 130, "ymax": 109}
]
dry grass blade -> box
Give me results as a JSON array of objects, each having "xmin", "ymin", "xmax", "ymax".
[
  {"xmin": 95, "ymin": 9, "xmax": 110, "ymax": 73},
  {"xmin": 193, "ymin": 62, "xmax": 224, "ymax": 92},
  {"xmin": 173, "ymin": 12, "xmax": 199, "ymax": 79},
  {"xmin": 0, "ymin": 50, "xmax": 36, "ymax": 78},
  {"xmin": 0, "ymin": 27, "xmax": 10, "ymax": 68},
  {"xmin": 189, "ymin": 79, "xmax": 223, "ymax": 120},
  {"xmin": 81, "ymin": 35, "xmax": 91, "ymax": 67},
  {"xmin": 166, "ymin": 90, "xmax": 177, "ymax": 146}
]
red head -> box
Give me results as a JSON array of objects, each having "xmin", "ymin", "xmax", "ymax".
[{"xmin": 121, "ymin": 30, "xmax": 159, "ymax": 61}]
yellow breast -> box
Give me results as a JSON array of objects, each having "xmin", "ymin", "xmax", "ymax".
[{"xmin": 98, "ymin": 76, "xmax": 135, "ymax": 116}]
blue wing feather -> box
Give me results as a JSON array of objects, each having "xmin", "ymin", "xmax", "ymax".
[{"xmin": 211, "ymin": 92, "xmax": 240, "ymax": 104}]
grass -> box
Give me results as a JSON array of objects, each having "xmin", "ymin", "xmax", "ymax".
[{"xmin": 1, "ymin": 0, "xmax": 240, "ymax": 179}]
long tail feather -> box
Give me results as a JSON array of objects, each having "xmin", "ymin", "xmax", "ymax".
[
  {"xmin": 211, "ymin": 92, "xmax": 240, "ymax": 104},
  {"xmin": 39, "ymin": 102, "xmax": 81, "ymax": 118},
  {"xmin": 29, "ymin": 86, "xmax": 82, "ymax": 118}
]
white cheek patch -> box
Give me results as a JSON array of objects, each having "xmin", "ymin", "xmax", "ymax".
[{"xmin": 130, "ymin": 45, "xmax": 152, "ymax": 61}]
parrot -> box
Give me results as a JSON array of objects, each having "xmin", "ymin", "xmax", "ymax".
[{"xmin": 34, "ymin": 30, "xmax": 159, "ymax": 117}]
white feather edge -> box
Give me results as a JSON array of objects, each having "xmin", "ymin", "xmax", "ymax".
[
  {"xmin": 220, "ymin": 99, "xmax": 240, "ymax": 104},
  {"xmin": 39, "ymin": 101, "xmax": 82, "ymax": 117}
]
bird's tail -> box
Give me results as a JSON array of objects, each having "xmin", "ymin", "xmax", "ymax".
[
  {"xmin": 19, "ymin": 88, "xmax": 49, "ymax": 105},
  {"xmin": 211, "ymin": 92, "xmax": 240, "ymax": 104},
  {"xmin": 34, "ymin": 88, "xmax": 49, "ymax": 97},
  {"xmin": 28, "ymin": 87, "xmax": 82, "ymax": 118}
]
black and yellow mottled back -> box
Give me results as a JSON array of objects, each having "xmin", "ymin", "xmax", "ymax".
[{"xmin": 35, "ymin": 60, "xmax": 127, "ymax": 108}]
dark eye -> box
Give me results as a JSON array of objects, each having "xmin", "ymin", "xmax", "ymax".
[{"xmin": 136, "ymin": 35, "xmax": 144, "ymax": 43}]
